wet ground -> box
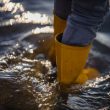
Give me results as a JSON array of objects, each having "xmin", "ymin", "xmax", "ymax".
[{"xmin": 0, "ymin": 0, "xmax": 110, "ymax": 110}]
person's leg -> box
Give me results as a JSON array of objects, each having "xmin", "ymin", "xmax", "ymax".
[
  {"xmin": 55, "ymin": 0, "xmax": 109, "ymax": 85},
  {"xmin": 54, "ymin": 0, "xmax": 72, "ymax": 36},
  {"xmin": 48, "ymin": 0, "xmax": 72, "ymax": 64},
  {"xmin": 62, "ymin": 0, "xmax": 109, "ymax": 45},
  {"xmin": 54, "ymin": 0, "xmax": 72, "ymax": 20}
]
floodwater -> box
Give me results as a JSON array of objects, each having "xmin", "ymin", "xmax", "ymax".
[{"xmin": 0, "ymin": 0, "xmax": 110, "ymax": 110}]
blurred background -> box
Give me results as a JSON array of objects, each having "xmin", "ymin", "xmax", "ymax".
[{"xmin": 0, "ymin": 0, "xmax": 110, "ymax": 110}]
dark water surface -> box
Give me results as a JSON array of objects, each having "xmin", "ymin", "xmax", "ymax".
[{"xmin": 0, "ymin": 0, "xmax": 110, "ymax": 110}]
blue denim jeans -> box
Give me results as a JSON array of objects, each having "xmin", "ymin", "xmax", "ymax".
[{"xmin": 54, "ymin": 0, "xmax": 109, "ymax": 45}]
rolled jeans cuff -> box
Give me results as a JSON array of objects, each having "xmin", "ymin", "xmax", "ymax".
[{"xmin": 62, "ymin": 16, "xmax": 96, "ymax": 46}]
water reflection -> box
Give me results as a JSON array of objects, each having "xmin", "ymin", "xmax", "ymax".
[
  {"xmin": 0, "ymin": 0, "xmax": 52, "ymax": 26},
  {"xmin": 0, "ymin": 12, "xmax": 52, "ymax": 26},
  {"xmin": 0, "ymin": 42, "xmax": 58, "ymax": 110},
  {"xmin": 0, "ymin": 0, "xmax": 24, "ymax": 13},
  {"xmin": 56, "ymin": 75, "xmax": 110, "ymax": 110},
  {"xmin": 32, "ymin": 26, "xmax": 53, "ymax": 34}
]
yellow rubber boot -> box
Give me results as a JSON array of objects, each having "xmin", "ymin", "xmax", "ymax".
[
  {"xmin": 55, "ymin": 33, "xmax": 99, "ymax": 85},
  {"xmin": 76, "ymin": 68, "xmax": 100, "ymax": 84},
  {"xmin": 54, "ymin": 15, "xmax": 66, "ymax": 36},
  {"xmin": 48, "ymin": 15, "xmax": 66, "ymax": 64}
]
